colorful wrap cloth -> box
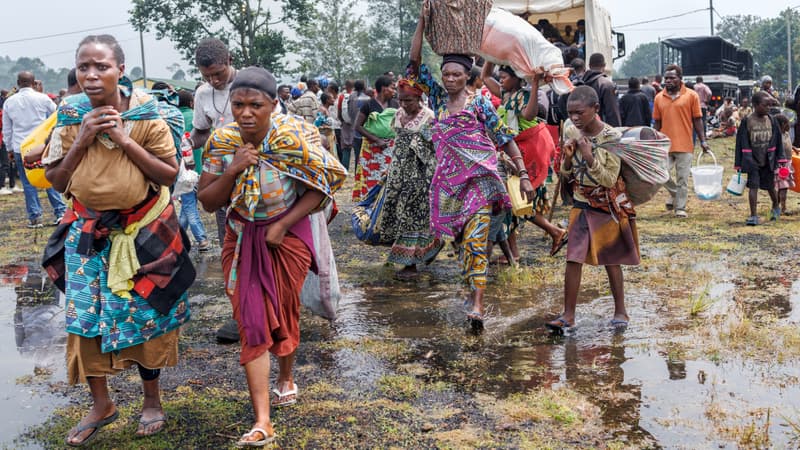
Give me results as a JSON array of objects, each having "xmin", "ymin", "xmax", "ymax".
[
  {"xmin": 204, "ymin": 119, "xmax": 346, "ymax": 220},
  {"xmin": 429, "ymin": 109, "xmax": 511, "ymax": 238},
  {"xmin": 41, "ymin": 192, "xmax": 194, "ymax": 353}
]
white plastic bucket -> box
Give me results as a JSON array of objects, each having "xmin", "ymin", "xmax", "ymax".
[
  {"xmin": 690, "ymin": 151, "xmax": 723, "ymax": 200},
  {"xmin": 726, "ymin": 171, "xmax": 746, "ymax": 196}
]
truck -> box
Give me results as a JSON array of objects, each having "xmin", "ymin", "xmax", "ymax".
[
  {"xmin": 492, "ymin": 0, "xmax": 626, "ymax": 66},
  {"xmin": 660, "ymin": 36, "xmax": 755, "ymax": 109}
]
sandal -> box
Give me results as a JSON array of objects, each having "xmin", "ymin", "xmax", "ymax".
[
  {"xmin": 65, "ymin": 410, "xmax": 119, "ymax": 447},
  {"xmin": 271, "ymin": 383, "xmax": 298, "ymax": 407},
  {"xmin": 610, "ymin": 318, "xmax": 629, "ymax": 330},
  {"xmin": 236, "ymin": 425, "xmax": 276, "ymax": 448},
  {"xmin": 545, "ymin": 316, "xmax": 574, "ymax": 334},
  {"xmin": 550, "ymin": 230, "xmax": 568, "ymax": 257},
  {"xmin": 136, "ymin": 413, "xmax": 167, "ymax": 437}
]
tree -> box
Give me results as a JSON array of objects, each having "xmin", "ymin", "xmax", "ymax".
[
  {"xmin": 362, "ymin": 0, "xmax": 421, "ymax": 80},
  {"xmin": 129, "ymin": 0, "xmax": 313, "ymax": 74},
  {"xmin": 294, "ymin": 0, "xmax": 368, "ymax": 81},
  {"xmin": 130, "ymin": 66, "xmax": 143, "ymax": 79},
  {"xmin": 172, "ymin": 69, "xmax": 187, "ymax": 80},
  {"xmin": 715, "ymin": 15, "xmax": 763, "ymax": 48},
  {"xmin": 739, "ymin": 9, "xmax": 800, "ymax": 91},
  {"xmin": 617, "ymin": 42, "xmax": 659, "ymax": 79}
]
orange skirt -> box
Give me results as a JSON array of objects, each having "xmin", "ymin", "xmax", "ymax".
[{"xmin": 222, "ymin": 224, "xmax": 312, "ymax": 365}]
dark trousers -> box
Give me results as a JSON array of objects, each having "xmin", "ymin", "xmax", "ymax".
[
  {"xmin": 352, "ymin": 136, "xmax": 363, "ymax": 170},
  {"xmin": 0, "ymin": 144, "xmax": 15, "ymax": 188}
]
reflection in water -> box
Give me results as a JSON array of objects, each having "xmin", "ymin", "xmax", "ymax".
[{"xmin": 0, "ymin": 264, "xmax": 68, "ymax": 446}]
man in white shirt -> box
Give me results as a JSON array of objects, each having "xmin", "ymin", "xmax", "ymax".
[
  {"xmin": 189, "ymin": 38, "xmax": 240, "ymax": 343},
  {"xmin": 1, "ymin": 71, "xmax": 65, "ymax": 228}
]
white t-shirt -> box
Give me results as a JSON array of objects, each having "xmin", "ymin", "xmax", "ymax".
[{"xmin": 192, "ymin": 80, "xmax": 236, "ymax": 131}]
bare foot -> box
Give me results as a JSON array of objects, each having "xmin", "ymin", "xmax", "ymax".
[
  {"xmin": 66, "ymin": 404, "xmax": 118, "ymax": 446},
  {"xmin": 136, "ymin": 407, "xmax": 166, "ymax": 437}
]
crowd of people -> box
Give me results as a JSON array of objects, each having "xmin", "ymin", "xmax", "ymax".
[{"xmin": 0, "ymin": 5, "xmax": 798, "ymax": 448}]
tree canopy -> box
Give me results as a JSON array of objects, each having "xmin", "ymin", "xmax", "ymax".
[
  {"xmin": 129, "ymin": 0, "xmax": 312, "ymax": 74},
  {"xmin": 0, "ymin": 56, "xmax": 70, "ymax": 93},
  {"xmin": 616, "ymin": 42, "xmax": 659, "ymax": 79},
  {"xmin": 294, "ymin": 0, "xmax": 368, "ymax": 81}
]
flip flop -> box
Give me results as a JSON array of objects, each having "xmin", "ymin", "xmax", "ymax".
[
  {"xmin": 271, "ymin": 383, "xmax": 298, "ymax": 407},
  {"xmin": 610, "ymin": 318, "xmax": 629, "ymax": 329},
  {"xmin": 236, "ymin": 426, "xmax": 276, "ymax": 447},
  {"xmin": 65, "ymin": 410, "xmax": 119, "ymax": 447},
  {"xmin": 136, "ymin": 414, "xmax": 167, "ymax": 437},
  {"xmin": 545, "ymin": 316, "xmax": 574, "ymax": 334},
  {"xmin": 550, "ymin": 230, "xmax": 568, "ymax": 257}
]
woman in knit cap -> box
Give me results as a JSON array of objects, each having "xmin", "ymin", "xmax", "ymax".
[
  {"xmin": 197, "ymin": 66, "xmax": 345, "ymax": 447},
  {"xmin": 408, "ymin": 8, "xmax": 535, "ymax": 330}
]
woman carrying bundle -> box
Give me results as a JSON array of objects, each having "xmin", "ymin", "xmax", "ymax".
[
  {"xmin": 409, "ymin": 9, "xmax": 535, "ymax": 329},
  {"xmin": 197, "ymin": 67, "xmax": 345, "ymax": 447},
  {"xmin": 481, "ymin": 62, "xmax": 568, "ymax": 259},
  {"xmin": 546, "ymin": 86, "xmax": 639, "ymax": 333},
  {"xmin": 42, "ymin": 35, "xmax": 193, "ymax": 445}
]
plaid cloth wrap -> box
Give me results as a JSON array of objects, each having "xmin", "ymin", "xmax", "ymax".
[{"xmin": 42, "ymin": 191, "xmax": 196, "ymax": 316}]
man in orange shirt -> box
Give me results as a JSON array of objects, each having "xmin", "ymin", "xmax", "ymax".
[{"xmin": 653, "ymin": 64, "xmax": 710, "ymax": 218}]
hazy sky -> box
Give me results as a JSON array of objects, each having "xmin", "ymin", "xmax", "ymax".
[{"xmin": 0, "ymin": 0, "xmax": 796, "ymax": 80}]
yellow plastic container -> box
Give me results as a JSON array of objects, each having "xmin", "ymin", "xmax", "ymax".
[
  {"xmin": 19, "ymin": 112, "xmax": 56, "ymax": 189},
  {"xmin": 507, "ymin": 175, "xmax": 533, "ymax": 217}
]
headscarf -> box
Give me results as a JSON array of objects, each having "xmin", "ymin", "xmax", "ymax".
[
  {"xmin": 441, "ymin": 53, "xmax": 473, "ymax": 72},
  {"xmin": 56, "ymin": 76, "xmax": 160, "ymax": 127},
  {"xmin": 230, "ymin": 66, "xmax": 277, "ymax": 99},
  {"xmin": 398, "ymin": 78, "xmax": 427, "ymax": 97}
]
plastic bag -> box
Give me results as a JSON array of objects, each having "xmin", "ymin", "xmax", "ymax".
[
  {"xmin": 172, "ymin": 159, "xmax": 199, "ymax": 196},
  {"xmin": 300, "ymin": 210, "xmax": 340, "ymax": 320},
  {"xmin": 19, "ymin": 111, "xmax": 56, "ymax": 189},
  {"xmin": 476, "ymin": 7, "xmax": 573, "ymax": 95},
  {"xmin": 364, "ymin": 108, "xmax": 398, "ymax": 140}
]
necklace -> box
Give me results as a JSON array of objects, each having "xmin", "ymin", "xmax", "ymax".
[{"xmin": 211, "ymin": 69, "xmax": 236, "ymax": 117}]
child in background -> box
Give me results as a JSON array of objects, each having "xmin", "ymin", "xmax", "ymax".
[
  {"xmin": 774, "ymin": 114, "xmax": 795, "ymax": 214},
  {"xmin": 734, "ymin": 92, "xmax": 782, "ymax": 225}
]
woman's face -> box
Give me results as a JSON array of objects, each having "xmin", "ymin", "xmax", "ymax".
[
  {"xmin": 379, "ymin": 83, "xmax": 396, "ymax": 101},
  {"xmin": 398, "ymin": 91, "xmax": 421, "ymax": 116},
  {"xmin": 231, "ymin": 88, "xmax": 277, "ymax": 140},
  {"xmin": 441, "ymin": 63, "xmax": 468, "ymax": 95},
  {"xmin": 567, "ymin": 99, "xmax": 599, "ymax": 131},
  {"xmin": 498, "ymin": 71, "xmax": 519, "ymax": 92},
  {"xmin": 75, "ymin": 43, "xmax": 124, "ymax": 104}
]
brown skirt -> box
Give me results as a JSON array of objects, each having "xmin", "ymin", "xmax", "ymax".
[
  {"xmin": 222, "ymin": 224, "xmax": 312, "ymax": 366},
  {"xmin": 565, "ymin": 207, "xmax": 640, "ymax": 266},
  {"xmin": 66, "ymin": 330, "xmax": 179, "ymax": 385}
]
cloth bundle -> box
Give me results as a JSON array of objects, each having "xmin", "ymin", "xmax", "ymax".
[
  {"xmin": 476, "ymin": 7, "xmax": 573, "ymax": 94},
  {"xmin": 351, "ymin": 182, "xmax": 393, "ymax": 245},
  {"xmin": 598, "ymin": 127, "xmax": 671, "ymax": 205},
  {"xmin": 424, "ymin": 0, "xmax": 493, "ymax": 56}
]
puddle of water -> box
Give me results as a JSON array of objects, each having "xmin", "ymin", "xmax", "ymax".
[
  {"xmin": 788, "ymin": 279, "xmax": 800, "ymax": 324},
  {"xmin": 0, "ymin": 266, "xmax": 68, "ymax": 449}
]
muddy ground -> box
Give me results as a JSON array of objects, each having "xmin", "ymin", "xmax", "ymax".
[{"xmin": 3, "ymin": 136, "xmax": 800, "ymax": 449}]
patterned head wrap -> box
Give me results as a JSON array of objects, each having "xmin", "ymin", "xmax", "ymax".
[{"xmin": 397, "ymin": 78, "xmax": 427, "ymax": 97}]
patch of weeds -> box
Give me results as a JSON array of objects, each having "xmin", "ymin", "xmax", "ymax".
[
  {"xmin": 718, "ymin": 313, "xmax": 800, "ymax": 362},
  {"xmin": 378, "ymin": 374, "xmax": 421, "ymax": 400},
  {"xmin": 735, "ymin": 409, "xmax": 772, "ymax": 449},
  {"xmin": 495, "ymin": 389, "xmax": 591, "ymax": 426},
  {"xmin": 19, "ymin": 386, "xmax": 251, "ymax": 449},
  {"xmin": 689, "ymin": 285, "xmax": 716, "ymax": 317}
]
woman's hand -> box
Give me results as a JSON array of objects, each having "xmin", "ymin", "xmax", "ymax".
[
  {"xmin": 72, "ymin": 106, "xmax": 119, "ymax": 151},
  {"xmin": 226, "ymin": 143, "xmax": 259, "ymax": 175},
  {"xmin": 369, "ymin": 137, "xmax": 389, "ymax": 148},
  {"xmin": 520, "ymin": 177, "xmax": 535, "ymax": 203},
  {"xmin": 265, "ymin": 221, "xmax": 287, "ymax": 248}
]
